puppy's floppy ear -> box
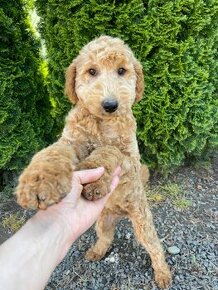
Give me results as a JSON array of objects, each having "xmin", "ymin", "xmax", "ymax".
[
  {"xmin": 65, "ymin": 61, "xmax": 78, "ymax": 104},
  {"xmin": 133, "ymin": 58, "xmax": 144, "ymax": 102}
]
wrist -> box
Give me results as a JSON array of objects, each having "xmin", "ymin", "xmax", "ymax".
[{"xmin": 32, "ymin": 207, "xmax": 77, "ymax": 262}]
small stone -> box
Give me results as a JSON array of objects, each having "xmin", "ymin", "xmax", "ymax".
[
  {"xmin": 106, "ymin": 256, "xmax": 115, "ymax": 263},
  {"xmin": 167, "ymin": 246, "xmax": 181, "ymax": 255},
  {"xmin": 197, "ymin": 184, "xmax": 203, "ymax": 190},
  {"xmin": 126, "ymin": 232, "xmax": 131, "ymax": 239},
  {"xmin": 65, "ymin": 270, "xmax": 70, "ymax": 275}
]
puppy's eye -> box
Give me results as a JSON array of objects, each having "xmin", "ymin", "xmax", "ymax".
[
  {"xmin": 89, "ymin": 68, "xmax": 97, "ymax": 76},
  {"xmin": 117, "ymin": 68, "xmax": 126, "ymax": 76}
]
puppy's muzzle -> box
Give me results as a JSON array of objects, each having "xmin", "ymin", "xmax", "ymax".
[{"xmin": 102, "ymin": 98, "xmax": 118, "ymax": 113}]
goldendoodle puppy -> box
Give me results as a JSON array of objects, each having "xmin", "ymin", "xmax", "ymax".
[{"xmin": 16, "ymin": 36, "xmax": 172, "ymax": 288}]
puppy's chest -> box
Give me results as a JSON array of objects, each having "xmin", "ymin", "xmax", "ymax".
[{"xmin": 97, "ymin": 124, "xmax": 136, "ymax": 153}]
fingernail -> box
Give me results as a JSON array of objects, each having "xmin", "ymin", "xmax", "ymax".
[{"xmin": 96, "ymin": 167, "xmax": 105, "ymax": 172}]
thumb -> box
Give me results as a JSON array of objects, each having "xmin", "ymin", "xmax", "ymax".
[
  {"xmin": 64, "ymin": 167, "xmax": 105, "ymax": 202},
  {"xmin": 73, "ymin": 167, "xmax": 105, "ymax": 185}
]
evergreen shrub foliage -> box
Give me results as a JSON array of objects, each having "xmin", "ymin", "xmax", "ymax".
[
  {"xmin": 0, "ymin": 0, "xmax": 52, "ymax": 173},
  {"xmin": 35, "ymin": 0, "xmax": 218, "ymax": 170}
]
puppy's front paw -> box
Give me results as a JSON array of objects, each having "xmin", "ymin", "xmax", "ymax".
[
  {"xmin": 82, "ymin": 180, "xmax": 109, "ymax": 201},
  {"xmin": 16, "ymin": 164, "xmax": 72, "ymax": 210},
  {"xmin": 77, "ymin": 160, "xmax": 112, "ymax": 201}
]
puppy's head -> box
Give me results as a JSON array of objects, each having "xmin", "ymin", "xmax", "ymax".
[{"xmin": 65, "ymin": 36, "xmax": 144, "ymax": 118}]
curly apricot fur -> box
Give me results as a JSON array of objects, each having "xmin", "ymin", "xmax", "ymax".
[{"xmin": 15, "ymin": 36, "xmax": 171, "ymax": 288}]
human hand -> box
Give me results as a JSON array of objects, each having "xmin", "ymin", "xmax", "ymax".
[
  {"xmin": 34, "ymin": 167, "xmax": 121, "ymax": 240},
  {"xmin": 0, "ymin": 167, "xmax": 120, "ymax": 290}
]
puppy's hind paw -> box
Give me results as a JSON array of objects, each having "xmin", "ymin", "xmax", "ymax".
[
  {"xmin": 155, "ymin": 266, "xmax": 172, "ymax": 289},
  {"xmin": 85, "ymin": 247, "xmax": 106, "ymax": 261}
]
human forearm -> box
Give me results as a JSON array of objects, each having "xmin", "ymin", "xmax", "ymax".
[{"xmin": 0, "ymin": 210, "xmax": 74, "ymax": 290}]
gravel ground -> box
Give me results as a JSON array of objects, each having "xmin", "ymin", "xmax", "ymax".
[{"xmin": 0, "ymin": 156, "xmax": 217, "ymax": 290}]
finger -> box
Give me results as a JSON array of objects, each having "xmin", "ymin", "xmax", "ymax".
[
  {"xmin": 73, "ymin": 167, "xmax": 105, "ymax": 185},
  {"xmin": 110, "ymin": 175, "xmax": 120, "ymax": 193},
  {"xmin": 112, "ymin": 166, "xmax": 122, "ymax": 177}
]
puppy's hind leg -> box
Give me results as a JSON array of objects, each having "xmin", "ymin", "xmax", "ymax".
[
  {"xmin": 85, "ymin": 209, "xmax": 121, "ymax": 261},
  {"xmin": 140, "ymin": 164, "xmax": 150, "ymax": 187},
  {"xmin": 128, "ymin": 188, "xmax": 172, "ymax": 289}
]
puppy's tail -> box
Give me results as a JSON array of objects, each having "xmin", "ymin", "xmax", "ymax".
[{"xmin": 140, "ymin": 164, "xmax": 150, "ymax": 187}]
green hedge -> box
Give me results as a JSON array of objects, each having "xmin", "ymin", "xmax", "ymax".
[
  {"xmin": 35, "ymin": 0, "xmax": 217, "ymax": 170},
  {"xmin": 0, "ymin": 0, "xmax": 53, "ymax": 173}
]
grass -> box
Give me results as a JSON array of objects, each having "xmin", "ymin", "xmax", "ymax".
[
  {"xmin": 1, "ymin": 213, "xmax": 25, "ymax": 233},
  {"xmin": 146, "ymin": 190, "xmax": 167, "ymax": 203},
  {"xmin": 173, "ymin": 198, "xmax": 192, "ymax": 209},
  {"xmin": 161, "ymin": 183, "xmax": 182, "ymax": 197},
  {"xmin": 146, "ymin": 182, "xmax": 192, "ymax": 210}
]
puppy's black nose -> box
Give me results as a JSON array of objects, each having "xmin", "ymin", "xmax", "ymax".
[{"xmin": 102, "ymin": 99, "xmax": 118, "ymax": 113}]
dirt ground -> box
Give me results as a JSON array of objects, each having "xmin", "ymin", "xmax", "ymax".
[{"xmin": 0, "ymin": 154, "xmax": 217, "ymax": 289}]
